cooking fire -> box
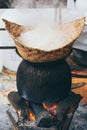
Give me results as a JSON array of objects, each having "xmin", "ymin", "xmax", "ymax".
[
  {"xmin": 7, "ymin": 91, "xmax": 82, "ymax": 130},
  {"xmin": 5, "ymin": 59, "xmax": 82, "ymax": 130}
]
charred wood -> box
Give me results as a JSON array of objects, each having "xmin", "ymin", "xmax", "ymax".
[
  {"xmin": 56, "ymin": 92, "xmax": 82, "ymax": 130},
  {"xmin": 30, "ymin": 102, "xmax": 53, "ymax": 127}
]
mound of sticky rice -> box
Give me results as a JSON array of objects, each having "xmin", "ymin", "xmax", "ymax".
[{"xmin": 18, "ymin": 24, "xmax": 72, "ymax": 51}]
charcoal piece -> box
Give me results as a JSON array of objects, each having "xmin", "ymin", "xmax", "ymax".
[
  {"xmin": 30, "ymin": 102, "xmax": 53, "ymax": 128},
  {"xmin": 36, "ymin": 111, "xmax": 52, "ymax": 128}
]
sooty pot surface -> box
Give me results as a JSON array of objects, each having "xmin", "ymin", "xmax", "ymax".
[
  {"xmin": 72, "ymin": 48, "xmax": 87, "ymax": 67},
  {"xmin": 17, "ymin": 60, "xmax": 71, "ymax": 103}
]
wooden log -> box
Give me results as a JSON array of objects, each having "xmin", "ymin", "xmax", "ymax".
[
  {"xmin": 8, "ymin": 92, "xmax": 26, "ymax": 111},
  {"xmin": 8, "ymin": 92, "xmax": 29, "ymax": 122},
  {"xmin": 6, "ymin": 110, "xmax": 18, "ymax": 130},
  {"xmin": 30, "ymin": 102, "xmax": 52, "ymax": 127}
]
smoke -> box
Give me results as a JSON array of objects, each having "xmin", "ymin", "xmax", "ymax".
[
  {"xmin": 54, "ymin": 0, "xmax": 67, "ymax": 7},
  {"xmin": 0, "ymin": 0, "xmax": 68, "ymax": 8}
]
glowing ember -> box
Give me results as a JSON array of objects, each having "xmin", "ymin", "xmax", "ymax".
[
  {"xmin": 43, "ymin": 103, "xmax": 58, "ymax": 112},
  {"xmin": 43, "ymin": 103, "xmax": 58, "ymax": 119},
  {"xmin": 29, "ymin": 112, "xmax": 35, "ymax": 121},
  {"xmin": 25, "ymin": 100, "xmax": 35, "ymax": 121}
]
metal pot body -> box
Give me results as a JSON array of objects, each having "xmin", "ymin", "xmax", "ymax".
[
  {"xmin": 17, "ymin": 60, "xmax": 71, "ymax": 103},
  {"xmin": 72, "ymin": 48, "xmax": 87, "ymax": 66}
]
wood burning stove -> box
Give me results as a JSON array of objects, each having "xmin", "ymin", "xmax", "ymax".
[
  {"xmin": 7, "ymin": 91, "xmax": 82, "ymax": 130},
  {"xmin": 7, "ymin": 59, "xmax": 82, "ymax": 130}
]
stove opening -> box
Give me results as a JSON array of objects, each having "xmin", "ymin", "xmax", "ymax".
[{"xmin": 43, "ymin": 103, "xmax": 58, "ymax": 119}]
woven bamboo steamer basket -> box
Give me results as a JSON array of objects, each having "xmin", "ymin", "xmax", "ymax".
[{"xmin": 2, "ymin": 17, "xmax": 85, "ymax": 63}]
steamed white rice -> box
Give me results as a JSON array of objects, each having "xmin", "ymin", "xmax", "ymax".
[{"xmin": 18, "ymin": 24, "xmax": 71, "ymax": 51}]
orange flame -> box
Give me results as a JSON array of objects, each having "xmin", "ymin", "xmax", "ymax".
[
  {"xmin": 25, "ymin": 101, "xmax": 35, "ymax": 121},
  {"xmin": 29, "ymin": 111, "xmax": 35, "ymax": 121},
  {"xmin": 43, "ymin": 103, "xmax": 58, "ymax": 119},
  {"xmin": 43, "ymin": 103, "xmax": 58, "ymax": 112}
]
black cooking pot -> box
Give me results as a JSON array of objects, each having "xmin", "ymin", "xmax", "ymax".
[
  {"xmin": 17, "ymin": 60, "xmax": 71, "ymax": 103},
  {"xmin": 72, "ymin": 48, "xmax": 87, "ymax": 67}
]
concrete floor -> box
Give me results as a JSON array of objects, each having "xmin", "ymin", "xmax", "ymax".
[
  {"xmin": 0, "ymin": 104, "xmax": 15, "ymax": 130},
  {"xmin": 0, "ymin": 71, "xmax": 16, "ymax": 130}
]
